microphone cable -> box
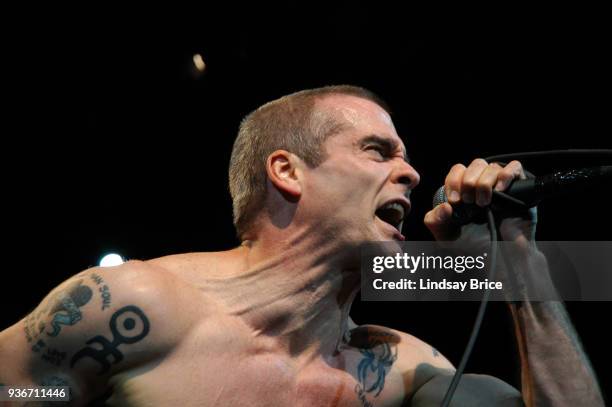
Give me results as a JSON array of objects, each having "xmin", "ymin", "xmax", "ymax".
[{"xmin": 440, "ymin": 149, "xmax": 612, "ymax": 407}]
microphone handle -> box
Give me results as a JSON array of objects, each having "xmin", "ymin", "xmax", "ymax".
[
  {"xmin": 435, "ymin": 166, "xmax": 611, "ymax": 226},
  {"xmin": 523, "ymin": 166, "xmax": 612, "ymax": 206}
]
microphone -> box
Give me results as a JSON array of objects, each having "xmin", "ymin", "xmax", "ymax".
[{"xmin": 433, "ymin": 166, "xmax": 612, "ymax": 225}]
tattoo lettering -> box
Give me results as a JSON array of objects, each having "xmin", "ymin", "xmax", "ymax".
[
  {"xmin": 70, "ymin": 305, "xmax": 150, "ymax": 375},
  {"xmin": 31, "ymin": 339, "xmax": 46, "ymax": 353},
  {"xmin": 24, "ymin": 313, "xmax": 46, "ymax": 343},
  {"xmin": 90, "ymin": 273, "xmax": 112, "ymax": 310},
  {"xmin": 99, "ymin": 285, "xmax": 111, "ymax": 310},
  {"xmin": 90, "ymin": 273, "xmax": 103, "ymax": 285},
  {"xmin": 41, "ymin": 348, "xmax": 67, "ymax": 366},
  {"xmin": 24, "ymin": 313, "xmax": 45, "ymax": 343}
]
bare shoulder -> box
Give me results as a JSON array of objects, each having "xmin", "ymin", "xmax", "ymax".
[
  {"xmin": 0, "ymin": 259, "xmax": 206, "ymax": 403},
  {"xmin": 348, "ymin": 324, "xmax": 522, "ymax": 406},
  {"xmin": 36, "ymin": 259, "xmax": 202, "ymax": 353},
  {"xmin": 146, "ymin": 248, "xmax": 247, "ymax": 283},
  {"xmin": 347, "ymin": 323, "xmax": 455, "ymax": 399},
  {"xmin": 349, "ymin": 323, "xmax": 454, "ymax": 371},
  {"xmin": 88, "ymin": 259, "xmax": 217, "ymax": 343},
  {"xmin": 70, "ymin": 259, "xmax": 203, "ymax": 321}
]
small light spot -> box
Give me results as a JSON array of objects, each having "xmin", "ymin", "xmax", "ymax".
[
  {"xmin": 99, "ymin": 253, "xmax": 124, "ymax": 267},
  {"xmin": 193, "ymin": 53, "xmax": 206, "ymax": 72}
]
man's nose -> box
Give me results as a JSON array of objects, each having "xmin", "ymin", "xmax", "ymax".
[{"xmin": 393, "ymin": 160, "xmax": 420, "ymax": 190}]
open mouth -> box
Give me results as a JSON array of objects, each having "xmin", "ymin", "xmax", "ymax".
[{"xmin": 375, "ymin": 201, "xmax": 408, "ymax": 233}]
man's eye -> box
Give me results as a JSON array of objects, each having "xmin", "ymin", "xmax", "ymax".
[{"xmin": 367, "ymin": 145, "xmax": 388, "ymax": 159}]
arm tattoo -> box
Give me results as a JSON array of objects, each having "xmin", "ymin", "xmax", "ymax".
[
  {"xmin": 40, "ymin": 347, "xmax": 67, "ymax": 366},
  {"xmin": 46, "ymin": 280, "xmax": 92, "ymax": 337},
  {"xmin": 71, "ymin": 305, "xmax": 150, "ymax": 375},
  {"xmin": 432, "ymin": 346, "xmax": 439, "ymax": 357},
  {"xmin": 350, "ymin": 329, "xmax": 399, "ymax": 406},
  {"xmin": 90, "ymin": 273, "xmax": 112, "ymax": 310},
  {"xmin": 357, "ymin": 340, "xmax": 398, "ymax": 396},
  {"xmin": 24, "ymin": 279, "xmax": 93, "ymax": 343}
]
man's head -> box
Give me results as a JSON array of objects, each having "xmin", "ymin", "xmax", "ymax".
[{"xmin": 229, "ymin": 85, "xmax": 420, "ymax": 242}]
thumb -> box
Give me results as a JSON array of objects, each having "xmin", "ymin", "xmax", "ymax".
[{"xmin": 424, "ymin": 202, "xmax": 460, "ymax": 241}]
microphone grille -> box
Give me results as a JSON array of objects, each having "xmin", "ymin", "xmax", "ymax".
[{"xmin": 432, "ymin": 186, "xmax": 448, "ymax": 207}]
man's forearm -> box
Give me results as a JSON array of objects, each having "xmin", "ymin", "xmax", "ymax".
[{"xmin": 507, "ymin": 249, "xmax": 604, "ymax": 406}]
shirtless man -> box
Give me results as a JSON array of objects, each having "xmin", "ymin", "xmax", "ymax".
[{"xmin": 0, "ymin": 86, "xmax": 604, "ymax": 406}]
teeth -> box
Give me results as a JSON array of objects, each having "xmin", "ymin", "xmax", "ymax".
[{"xmin": 382, "ymin": 202, "xmax": 405, "ymax": 218}]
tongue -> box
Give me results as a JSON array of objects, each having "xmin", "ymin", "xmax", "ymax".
[
  {"xmin": 376, "ymin": 208, "xmax": 398, "ymax": 226},
  {"xmin": 375, "ymin": 213, "xmax": 405, "ymax": 240}
]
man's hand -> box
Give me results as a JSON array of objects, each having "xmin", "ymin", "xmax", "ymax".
[
  {"xmin": 424, "ymin": 158, "xmax": 536, "ymax": 245},
  {"xmin": 422, "ymin": 159, "xmax": 606, "ymax": 406}
]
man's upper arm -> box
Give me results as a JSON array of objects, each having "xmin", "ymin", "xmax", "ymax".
[
  {"xmin": 386, "ymin": 328, "xmax": 523, "ymax": 406},
  {"xmin": 410, "ymin": 371, "xmax": 524, "ymax": 407},
  {"xmin": 0, "ymin": 260, "xmax": 186, "ymax": 404}
]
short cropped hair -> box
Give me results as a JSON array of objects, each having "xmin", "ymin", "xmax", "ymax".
[{"xmin": 229, "ymin": 85, "xmax": 389, "ymax": 240}]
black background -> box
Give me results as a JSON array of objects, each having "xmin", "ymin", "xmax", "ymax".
[{"xmin": 3, "ymin": 3, "xmax": 611, "ymax": 401}]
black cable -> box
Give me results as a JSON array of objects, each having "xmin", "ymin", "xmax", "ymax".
[
  {"xmin": 440, "ymin": 208, "xmax": 498, "ymax": 407},
  {"xmin": 486, "ymin": 149, "xmax": 612, "ymax": 163},
  {"xmin": 437, "ymin": 149, "xmax": 609, "ymax": 405}
]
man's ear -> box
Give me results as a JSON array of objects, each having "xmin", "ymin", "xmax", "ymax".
[{"xmin": 266, "ymin": 150, "xmax": 303, "ymax": 200}]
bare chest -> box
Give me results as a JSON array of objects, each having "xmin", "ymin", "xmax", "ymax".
[{"xmin": 107, "ymin": 324, "xmax": 405, "ymax": 407}]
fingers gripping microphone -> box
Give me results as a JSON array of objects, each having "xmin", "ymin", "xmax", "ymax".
[
  {"xmin": 436, "ymin": 158, "xmax": 611, "ymax": 407},
  {"xmin": 433, "ymin": 166, "xmax": 612, "ymax": 225}
]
